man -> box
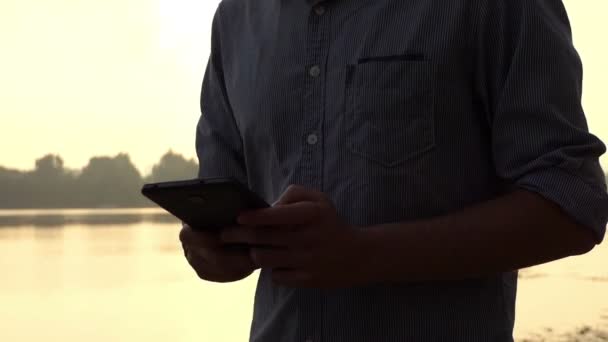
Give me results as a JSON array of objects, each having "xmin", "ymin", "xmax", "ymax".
[{"xmin": 179, "ymin": 0, "xmax": 608, "ymax": 341}]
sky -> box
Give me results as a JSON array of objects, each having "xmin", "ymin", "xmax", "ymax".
[
  {"xmin": 0, "ymin": 0, "xmax": 219, "ymax": 175},
  {"xmin": 1, "ymin": 0, "xmax": 607, "ymax": 175}
]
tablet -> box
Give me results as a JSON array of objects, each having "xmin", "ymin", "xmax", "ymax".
[{"xmin": 141, "ymin": 177, "xmax": 269, "ymax": 230}]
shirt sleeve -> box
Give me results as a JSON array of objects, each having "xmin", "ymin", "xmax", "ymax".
[
  {"xmin": 474, "ymin": 0, "xmax": 608, "ymax": 242},
  {"xmin": 195, "ymin": 4, "xmax": 248, "ymax": 184}
]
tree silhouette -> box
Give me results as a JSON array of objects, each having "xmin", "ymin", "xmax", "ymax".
[
  {"xmin": 76, "ymin": 153, "xmax": 145, "ymax": 208},
  {"xmin": 0, "ymin": 151, "xmax": 198, "ymax": 208},
  {"xmin": 0, "ymin": 155, "xmax": 605, "ymax": 210},
  {"xmin": 0, "ymin": 166, "xmax": 25, "ymax": 208},
  {"xmin": 34, "ymin": 154, "xmax": 65, "ymax": 177},
  {"xmin": 32, "ymin": 155, "xmax": 69, "ymax": 207},
  {"xmin": 146, "ymin": 150, "xmax": 198, "ymax": 183}
]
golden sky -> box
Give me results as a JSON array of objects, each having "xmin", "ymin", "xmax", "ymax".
[
  {"xmin": 1, "ymin": 0, "xmax": 607, "ymax": 174},
  {"xmin": 0, "ymin": 0, "xmax": 217, "ymax": 174}
]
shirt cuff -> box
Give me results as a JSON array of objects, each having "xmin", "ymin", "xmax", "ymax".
[{"xmin": 514, "ymin": 166, "xmax": 608, "ymax": 243}]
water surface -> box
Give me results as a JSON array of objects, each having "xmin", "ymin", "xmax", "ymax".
[{"xmin": 0, "ymin": 209, "xmax": 606, "ymax": 341}]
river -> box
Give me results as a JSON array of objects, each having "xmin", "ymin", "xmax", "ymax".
[{"xmin": 0, "ymin": 209, "xmax": 606, "ymax": 341}]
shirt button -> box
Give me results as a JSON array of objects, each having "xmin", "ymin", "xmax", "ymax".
[
  {"xmin": 309, "ymin": 65, "xmax": 321, "ymax": 78},
  {"xmin": 307, "ymin": 133, "xmax": 318, "ymax": 145},
  {"xmin": 313, "ymin": 5, "xmax": 326, "ymax": 16}
]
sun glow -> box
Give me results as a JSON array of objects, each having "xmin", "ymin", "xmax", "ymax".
[
  {"xmin": 158, "ymin": 0, "xmax": 213, "ymax": 50},
  {"xmin": 0, "ymin": 0, "xmax": 606, "ymax": 173}
]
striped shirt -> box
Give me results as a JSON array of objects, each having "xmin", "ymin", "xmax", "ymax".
[{"xmin": 195, "ymin": 0, "xmax": 608, "ymax": 341}]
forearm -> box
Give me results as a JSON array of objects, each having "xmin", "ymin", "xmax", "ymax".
[{"xmin": 360, "ymin": 188, "xmax": 597, "ymax": 284}]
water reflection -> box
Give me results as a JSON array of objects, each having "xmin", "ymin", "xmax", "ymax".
[
  {"xmin": 518, "ymin": 269, "xmax": 549, "ymax": 279},
  {"xmin": 0, "ymin": 210, "xmax": 606, "ymax": 342},
  {"xmin": 0, "ymin": 209, "xmax": 176, "ymax": 228},
  {"xmin": 32, "ymin": 226, "xmax": 65, "ymax": 239},
  {"xmin": 521, "ymin": 323, "xmax": 608, "ymax": 342}
]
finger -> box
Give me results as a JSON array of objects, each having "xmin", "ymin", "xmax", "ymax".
[
  {"xmin": 185, "ymin": 248, "xmax": 225, "ymax": 279},
  {"xmin": 187, "ymin": 245, "xmax": 256, "ymax": 274},
  {"xmin": 182, "ymin": 242, "xmax": 189, "ymax": 258},
  {"xmin": 179, "ymin": 224, "xmax": 221, "ymax": 248},
  {"xmin": 220, "ymin": 226, "xmax": 296, "ymax": 247},
  {"xmin": 194, "ymin": 245, "xmax": 255, "ymax": 268},
  {"xmin": 237, "ymin": 201, "xmax": 324, "ymax": 226},
  {"xmin": 249, "ymin": 247, "xmax": 298, "ymax": 269},
  {"xmin": 187, "ymin": 253, "xmax": 250, "ymax": 282},
  {"xmin": 240, "ymin": 184, "xmax": 326, "ymax": 220},
  {"xmin": 275, "ymin": 184, "xmax": 326, "ymax": 205},
  {"xmin": 271, "ymin": 268, "xmax": 312, "ymax": 288}
]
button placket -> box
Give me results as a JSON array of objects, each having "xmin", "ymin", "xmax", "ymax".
[
  {"xmin": 298, "ymin": 4, "xmax": 330, "ymax": 342},
  {"xmin": 309, "ymin": 65, "xmax": 321, "ymax": 78},
  {"xmin": 307, "ymin": 133, "xmax": 319, "ymax": 145}
]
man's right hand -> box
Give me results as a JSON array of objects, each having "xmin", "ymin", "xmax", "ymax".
[{"xmin": 179, "ymin": 223, "xmax": 257, "ymax": 283}]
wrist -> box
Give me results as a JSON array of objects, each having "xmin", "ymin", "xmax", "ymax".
[
  {"xmin": 350, "ymin": 225, "xmax": 383, "ymax": 286},
  {"xmin": 355, "ymin": 223, "xmax": 418, "ymax": 286}
]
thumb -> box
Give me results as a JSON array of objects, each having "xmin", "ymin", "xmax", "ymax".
[{"xmin": 274, "ymin": 184, "xmax": 325, "ymax": 205}]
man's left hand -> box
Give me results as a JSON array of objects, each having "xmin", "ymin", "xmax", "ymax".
[{"xmin": 220, "ymin": 184, "xmax": 368, "ymax": 288}]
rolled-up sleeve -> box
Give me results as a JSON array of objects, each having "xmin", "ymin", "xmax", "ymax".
[
  {"xmin": 475, "ymin": 0, "xmax": 608, "ymax": 242},
  {"xmin": 195, "ymin": 4, "xmax": 247, "ymax": 184}
]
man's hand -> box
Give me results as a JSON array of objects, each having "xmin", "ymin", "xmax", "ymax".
[
  {"xmin": 179, "ymin": 223, "xmax": 257, "ymax": 283},
  {"xmin": 220, "ymin": 185, "xmax": 367, "ymax": 289}
]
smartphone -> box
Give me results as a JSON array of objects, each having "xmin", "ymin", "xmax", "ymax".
[{"xmin": 141, "ymin": 177, "xmax": 269, "ymax": 230}]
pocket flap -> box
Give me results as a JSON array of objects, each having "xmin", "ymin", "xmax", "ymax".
[{"xmin": 352, "ymin": 59, "xmax": 436, "ymax": 91}]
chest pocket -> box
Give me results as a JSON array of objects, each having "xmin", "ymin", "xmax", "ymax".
[{"xmin": 345, "ymin": 59, "xmax": 437, "ymax": 167}]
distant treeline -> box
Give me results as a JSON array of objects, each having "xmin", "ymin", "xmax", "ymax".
[
  {"xmin": 0, "ymin": 151, "xmax": 198, "ymax": 209},
  {"xmin": 1, "ymin": 152, "xmax": 607, "ymax": 209}
]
